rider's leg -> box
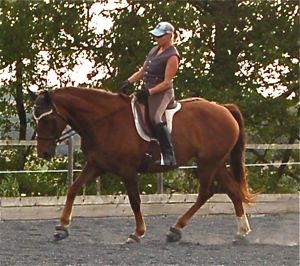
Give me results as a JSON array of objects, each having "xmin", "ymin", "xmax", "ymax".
[
  {"xmin": 148, "ymin": 89, "xmax": 176, "ymax": 166},
  {"xmin": 153, "ymin": 122, "xmax": 177, "ymax": 166}
]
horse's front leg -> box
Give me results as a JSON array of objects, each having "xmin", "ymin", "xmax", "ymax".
[
  {"xmin": 123, "ymin": 176, "xmax": 146, "ymax": 244},
  {"xmin": 54, "ymin": 163, "xmax": 101, "ymax": 241}
]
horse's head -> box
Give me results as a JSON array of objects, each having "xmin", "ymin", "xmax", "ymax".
[{"xmin": 33, "ymin": 91, "xmax": 67, "ymax": 160}]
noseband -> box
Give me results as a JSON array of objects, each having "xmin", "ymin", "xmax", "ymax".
[{"xmin": 33, "ymin": 103, "xmax": 75, "ymax": 143}]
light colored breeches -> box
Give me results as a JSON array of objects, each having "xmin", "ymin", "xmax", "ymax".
[{"xmin": 148, "ymin": 88, "xmax": 174, "ymax": 125}]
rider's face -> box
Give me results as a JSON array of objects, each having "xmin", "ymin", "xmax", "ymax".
[{"xmin": 155, "ymin": 34, "xmax": 171, "ymax": 46}]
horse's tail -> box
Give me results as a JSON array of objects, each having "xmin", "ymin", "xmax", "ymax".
[{"xmin": 223, "ymin": 104, "xmax": 255, "ymax": 204}]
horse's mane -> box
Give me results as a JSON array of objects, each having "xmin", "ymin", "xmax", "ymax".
[{"xmin": 52, "ymin": 86, "xmax": 130, "ymax": 103}]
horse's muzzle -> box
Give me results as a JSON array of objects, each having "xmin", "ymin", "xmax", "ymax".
[
  {"xmin": 40, "ymin": 151, "xmax": 52, "ymax": 160},
  {"xmin": 37, "ymin": 142, "xmax": 56, "ymax": 160}
]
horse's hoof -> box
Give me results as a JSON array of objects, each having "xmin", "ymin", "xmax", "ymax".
[
  {"xmin": 125, "ymin": 234, "xmax": 141, "ymax": 244},
  {"xmin": 232, "ymin": 234, "xmax": 249, "ymax": 245},
  {"xmin": 53, "ymin": 225, "xmax": 69, "ymax": 241},
  {"xmin": 166, "ymin": 227, "xmax": 182, "ymax": 242}
]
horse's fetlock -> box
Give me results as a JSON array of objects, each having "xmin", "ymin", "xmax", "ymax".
[
  {"xmin": 175, "ymin": 220, "xmax": 186, "ymax": 229},
  {"xmin": 60, "ymin": 218, "xmax": 70, "ymax": 227},
  {"xmin": 136, "ymin": 228, "xmax": 146, "ymax": 237}
]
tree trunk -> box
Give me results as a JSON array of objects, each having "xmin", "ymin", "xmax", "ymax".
[
  {"xmin": 14, "ymin": 58, "xmax": 27, "ymax": 171},
  {"xmin": 15, "ymin": 58, "xmax": 27, "ymax": 141},
  {"xmin": 267, "ymin": 134, "xmax": 298, "ymax": 192}
]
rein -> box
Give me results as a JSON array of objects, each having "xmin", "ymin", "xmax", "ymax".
[
  {"xmin": 35, "ymin": 128, "xmax": 76, "ymax": 143},
  {"xmin": 57, "ymin": 128, "xmax": 77, "ymax": 143}
]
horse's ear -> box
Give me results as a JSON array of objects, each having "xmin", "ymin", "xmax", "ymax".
[
  {"xmin": 27, "ymin": 88, "xmax": 37, "ymax": 102},
  {"xmin": 43, "ymin": 91, "xmax": 52, "ymax": 105}
]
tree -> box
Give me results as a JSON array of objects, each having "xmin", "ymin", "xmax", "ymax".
[
  {"xmin": 0, "ymin": 0, "xmax": 102, "ymax": 194},
  {"xmin": 0, "ymin": 0, "xmax": 99, "ymax": 170}
]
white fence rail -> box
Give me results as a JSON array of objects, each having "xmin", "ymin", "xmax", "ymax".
[
  {"xmin": 1, "ymin": 139, "xmax": 299, "ymax": 194},
  {"xmin": 1, "ymin": 139, "xmax": 299, "ymax": 149}
]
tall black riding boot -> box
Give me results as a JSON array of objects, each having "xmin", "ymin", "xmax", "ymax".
[{"xmin": 154, "ymin": 122, "xmax": 177, "ymax": 166}]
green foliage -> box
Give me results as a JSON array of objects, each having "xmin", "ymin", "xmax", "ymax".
[
  {"xmin": 249, "ymin": 166, "xmax": 299, "ymax": 194},
  {"xmin": 0, "ymin": 145, "xmax": 69, "ymax": 196},
  {"xmin": 22, "ymin": 153, "xmax": 69, "ymax": 196},
  {"xmin": 246, "ymin": 148, "xmax": 299, "ymax": 193},
  {"xmin": 0, "ymin": 0, "xmax": 99, "ymax": 145},
  {"xmin": 160, "ymin": 169, "xmax": 198, "ymax": 194},
  {"xmin": 0, "ymin": 175, "xmax": 19, "ymax": 197}
]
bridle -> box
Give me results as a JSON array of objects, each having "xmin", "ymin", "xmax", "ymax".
[{"xmin": 33, "ymin": 102, "xmax": 76, "ymax": 143}]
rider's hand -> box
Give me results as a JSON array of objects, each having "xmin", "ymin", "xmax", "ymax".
[
  {"xmin": 118, "ymin": 80, "xmax": 132, "ymax": 94},
  {"xmin": 136, "ymin": 89, "xmax": 150, "ymax": 102}
]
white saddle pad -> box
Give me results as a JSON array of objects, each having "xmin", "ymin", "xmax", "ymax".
[{"xmin": 131, "ymin": 97, "xmax": 181, "ymax": 142}]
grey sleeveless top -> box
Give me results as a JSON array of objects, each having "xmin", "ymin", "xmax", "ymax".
[{"xmin": 142, "ymin": 45, "xmax": 180, "ymax": 90}]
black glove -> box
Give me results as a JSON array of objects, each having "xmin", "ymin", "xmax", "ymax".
[
  {"xmin": 136, "ymin": 89, "xmax": 150, "ymax": 102},
  {"xmin": 118, "ymin": 80, "xmax": 132, "ymax": 94}
]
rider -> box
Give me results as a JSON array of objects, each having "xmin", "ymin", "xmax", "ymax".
[{"xmin": 119, "ymin": 21, "xmax": 180, "ymax": 166}]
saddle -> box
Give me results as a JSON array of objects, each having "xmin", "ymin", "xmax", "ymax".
[{"xmin": 131, "ymin": 96, "xmax": 181, "ymax": 142}]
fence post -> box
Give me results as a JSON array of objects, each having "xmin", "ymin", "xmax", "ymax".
[
  {"xmin": 157, "ymin": 173, "xmax": 164, "ymax": 194},
  {"xmin": 67, "ymin": 137, "xmax": 74, "ymax": 188},
  {"xmin": 96, "ymin": 177, "xmax": 101, "ymax": 195}
]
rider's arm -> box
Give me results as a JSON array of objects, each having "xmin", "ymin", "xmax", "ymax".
[
  {"xmin": 128, "ymin": 65, "xmax": 145, "ymax": 84},
  {"xmin": 148, "ymin": 55, "xmax": 179, "ymax": 95}
]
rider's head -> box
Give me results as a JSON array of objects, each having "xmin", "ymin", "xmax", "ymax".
[
  {"xmin": 149, "ymin": 22, "xmax": 177, "ymax": 44},
  {"xmin": 149, "ymin": 22, "xmax": 174, "ymax": 37}
]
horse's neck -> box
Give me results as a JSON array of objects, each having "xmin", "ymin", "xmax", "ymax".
[{"xmin": 54, "ymin": 90, "xmax": 127, "ymax": 136}]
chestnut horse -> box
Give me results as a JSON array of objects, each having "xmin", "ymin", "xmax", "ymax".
[{"xmin": 33, "ymin": 87, "xmax": 254, "ymax": 243}]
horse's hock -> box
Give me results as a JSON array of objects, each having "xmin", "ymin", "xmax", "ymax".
[{"xmin": 0, "ymin": 193, "xmax": 298, "ymax": 220}]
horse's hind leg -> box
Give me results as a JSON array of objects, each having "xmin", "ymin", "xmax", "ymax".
[
  {"xmin": 54, "ymin": 163, "xmax": 101, "ymax": 241},
  {"xmin": 215, "ymin": 166, "xmax": 251, "ymax": 239},
  {"xmin": 166, "ymin": 164, "xmax": 216, "ymax": 242}
]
